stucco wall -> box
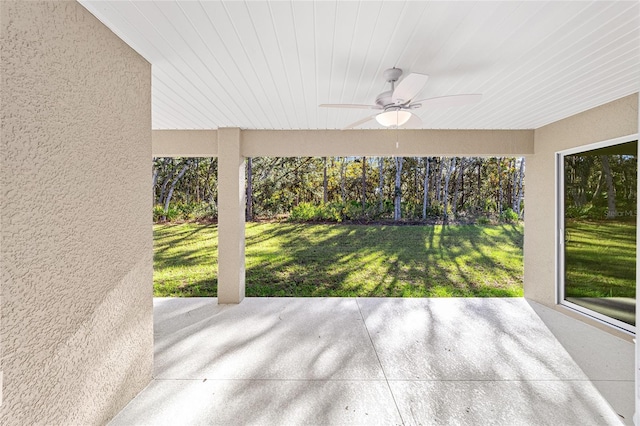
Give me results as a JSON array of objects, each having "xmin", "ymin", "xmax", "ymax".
[
  {"xmin": 524, "ymin": 93, "xmax": 639, "ymax": 337},
  {"xmin": 1, "ymin": 2, "xmax": 152, "ymax": 424}
]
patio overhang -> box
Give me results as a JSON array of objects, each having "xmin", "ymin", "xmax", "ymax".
[{"xmin": 152, "ymin": 128, "xmax": 535, "ymax": 158}]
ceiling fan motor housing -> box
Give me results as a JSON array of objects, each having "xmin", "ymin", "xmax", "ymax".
[
  {"xmin": 383, "ymin": 67, "xmax": 403, "ymax": 83},
  {"xmin": 377, "ymin": 68, "xmax": 406, "ymax": 108},
  {"xmin": 375, "ymin": 90, "xmax": 394, "ymax": 108}
]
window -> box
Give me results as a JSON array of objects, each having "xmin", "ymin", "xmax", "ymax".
[{"xmin": 557, "ymin": 135, "xmax": 638, "ymax": 334}]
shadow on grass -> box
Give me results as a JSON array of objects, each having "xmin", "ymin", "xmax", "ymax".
[
  {"xmin": 243, "ymin": 223, "xmax": 523, "ymax": 298},
  {"xmin": 154, "ymin": 223, "xmax": 524, "ymax": 298},
  {"xmin": 154, "ymin": 223, "xmax": 218, "ymax": 269},
  {"xmin": 564, "ymin": 219, "xmax": 635, "ymax": 298}
]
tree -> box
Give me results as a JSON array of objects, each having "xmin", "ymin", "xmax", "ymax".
[
  {"xmin": 378, "ymin": 157, "xmax": 384, "ymax": 212},
  {"xmin": 442, "ymin": 158, "xmax": 455, "ymax": 223},
  {"xmin": 163, "ymin": 159, "xmax": 192, "ymax": 220},
  {"xmin": 158, "ymin": 158, "xmax": 175, "ymax": 205},
  {"xmin": 152, "ymin": 155, "xmax": 527, "ymax": 223},
  {"xmin": 323, "ymin": 157, "xmax": 328, "ymax": 204},
  {"xmin": 422, "ymin": 157, "xmax": 430, "ymax": 219},
  {"xmin": 515, "ymin": 157, "xmax": 525, "ymax": 216},
  {"xmin": 601, "ymin": 155, "xmax": 616, "ymax": 218},
  {"xmin": 394, "ymin": 157, "xmax": 403, "ymax": 221},
  {"xmin": 452, "ymin": 158, "xmax": 465, "ymax": 216},
  {"xmin": 434, "ymin": 158, "xmax": 442, "ymax": 202},
  {"xmin": 497, "ymin": 157, "xmax": 503, "ymax": 213},
  {"xmin": 246, "ymin": 157, "xmax": 253, "ymax": 221},
  {"xmin": 361, "ymin": 156, "xmax": 367, "ymax": 212},
  {"xmin": 340, "ymin": 157, "xmax": 346, "ymax": 203}
]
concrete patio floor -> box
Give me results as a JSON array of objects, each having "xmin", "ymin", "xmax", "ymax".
[{"xmin": 110, "ymin": 297, "xmax": 631, "ymax": 425}]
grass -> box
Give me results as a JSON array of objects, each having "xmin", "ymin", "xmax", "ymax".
[
  {"xmin": 154, "ymin": 222, "xmax": 524, "ymax": 298},
  {"xmin": 565, "ymin": 219, "xmax": 636, "ymax": 298}
]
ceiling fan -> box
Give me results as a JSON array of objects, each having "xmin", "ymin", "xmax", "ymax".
[{"xmin": 320, "ymin": 67, "xmax": 482, "ymax": 129}]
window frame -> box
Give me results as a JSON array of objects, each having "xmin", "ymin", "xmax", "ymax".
[{"xmin": 555, "ymin": 133, "xmax": 638, "ymax": 335}]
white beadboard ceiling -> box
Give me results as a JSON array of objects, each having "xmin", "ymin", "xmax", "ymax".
[{"xmin": 80, "ymin": 1, "xmax": 639, "ymax": 130}]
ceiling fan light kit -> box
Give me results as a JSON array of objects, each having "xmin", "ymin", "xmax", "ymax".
[
  {"xmin": 320, "ymin": 67, "xmax": 482, "ymax": 129},
  {"xmin": 376, "ymin": 109, "xmax": 412, "ymax": 127}
]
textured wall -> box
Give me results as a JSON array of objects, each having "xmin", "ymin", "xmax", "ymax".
[
  {"xmin": 1, "ymin": 1, "xmax": 152, "ymax": 424},
  {"xmin": 524, "ymin": 93, "xmax": 638, "ymax": 336}
]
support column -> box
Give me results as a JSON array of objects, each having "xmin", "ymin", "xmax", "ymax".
[{"xmin": 217, "ymin": 128, "xmax": 245, "ymax": 304}]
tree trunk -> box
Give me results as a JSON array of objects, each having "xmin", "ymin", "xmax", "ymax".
[
  {"xmin": 152, "ymin": 161, "xmax": 160, "ymax": 202},
  {"xmin": 362, "ymin": 156, "xmax": 367, "ymax": 212},
  {"xmin": 323, "ymin": 157, "xmax": 328, "ymax": 204},
  {"xmin": 422, "ymin": 157, "xmax": 430, "ymax": 219},
  {"xmin": 477, "ymin": 161, "xmax": 482, "ymax": 211},
  {"xmin": 510, "ymin": 158, "xmax": 517, "ymax": 209},
  {"xmin": 394, "ymin": 157, "xmax": 403, "ymax": 221},
  {"xmin": 378, "ymin": 157, "xmax": 384, "ymax": 212},
  {"xmin": 163, "ymin": 159, "xmax": 191, "ymax": 220},
  {"xmin": 205, "ymin": 159, "xmax": 215, "ymax": 203},
  {"xmin": 600, "ymin": 155, "xmax": 616, "ymax": 218},
  {"xmin": 152, "ymin": 161, "xmax": 159, "ymax": 187},
  {"xmin": 497, "ymin": 157, "xmax": 503, "ymax": 213},
  {"xmin": 246, "ymin": 157, "xmax": 253, "ymax": 221},
  {"xmin": 435, "ymin": 158, "xmax": 442, "ymax": 202},
  {"xmin": 452, "ymin": 158, "xmax": 464, "ymax": 216},
  {"xmin": 591, "ymin": 170, "xmax": 604, "ymax": 204},
  {"xmin": 158, "ymin": 157, "xmax": 175, "ymax": 205},
  {"xmin": 442, "ymin": 158, "xmax": 455, "ymax": 223},
  {"xmin": 460, "ymin": 160, "xmax": 465, "ymax": 208},
  {"xmin": 413, "ymin": 160, "xmax": 419, "ymax": 204},
  {"xmin": 340, "ymin": 157, "xmax": 346, "ymax": 203},
  {"xmin": 515, "ymin": 157, "xmax": 525, "ymax": 216}
]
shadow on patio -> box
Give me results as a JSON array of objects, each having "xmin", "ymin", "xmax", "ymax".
[{"xmin": 109, "ymin": 297, "xmax": 629, "ymax": 425}]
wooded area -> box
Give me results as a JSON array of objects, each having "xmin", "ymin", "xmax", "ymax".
[
  {"xmin": 564, "ymin": 151, "xmax": 637, "ymax": 220},
  {"xmin": 153, "ymin": 156, "xmax": 525, "ymax": 223}
]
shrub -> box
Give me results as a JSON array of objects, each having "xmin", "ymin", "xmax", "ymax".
[
  {"xmin": 153, "ymin": 205, "xmax": 180, "ymax": 222},
  {"xmin": 289, "ymin": 201, "xmax": 396, "ymax": 222},
  {"xmin": 153, "ymin": 205, "xmax": 165, "ymax": 222},
  {"xmin": 192, "ymin": 203, "xmax": 217, "ymax": 221},
  {"xmin": 323, "ymin": 202, "xmax": 344, "ymax": 222},
  {"xmin": 427, "ymin": 202, "xmax": 444, "ymax": 218},
  {"xmin": 165, "ymin": 207, "xmax": 180, "ymax": 221},
  {"xmin": 154, "ymin": 203, "xmax": 217, "ymax": 222},
  {"xmin": 587, "ymin": 206, "xmax": 608, "ymax": 220},
  {"xmin": 565, "ymin": 205, "xmax": 608, "ymax": 220},
  {"xmin": 565, "ymin": 205, "xmax": 588, "ymax": 219},
  {"xmin": 289, "ymin": 202, "xmax": 342, "ymax": 222},
  {"xmin": 402, "ymin": 202, "xmax": 422, "ymax": 220},
  {"xmin": 500, "ymin": 208, "xmax": 519, "ymax": 223},
  {"xmin": 176, "ymin": 203, "xmax": 199, "ymax": 220},
  {"xmin": 343, "ymin": 201, "xmax": 364, "ymax": 221},
  {"xmin": 289, "ymin": 202, "xmax": 318, "ymax": 221},
  {"xmin": 477, "ymin": 216, "xmax": 491, "ymax": 225}
]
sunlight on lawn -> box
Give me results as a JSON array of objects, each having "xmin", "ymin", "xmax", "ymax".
[
  {"xmin": 153, "ymin": 223, "xmax": 524, "ymax": 298},
  {"xmin": 565, "ymin": 220, "xmax": 635, "ymax": 298}
]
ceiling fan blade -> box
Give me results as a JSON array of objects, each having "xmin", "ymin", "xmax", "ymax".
[
  {"xmin": 342, "ymin": 114, "xmax": 378, "ymax": 130},
  {"xmin": 412, "ymin": 94, "xmax": 483, "ymax": 109},
  {"xmin": 320, "ymin": 103, "xmax": 381, "ymax": 110},
  {"xmin": 392, "ymin": 73, "xmax": 429, "ymax": 104},
  {"xmin": 402, "ymin": 113, "xmax": 422, "ymax": 128}
]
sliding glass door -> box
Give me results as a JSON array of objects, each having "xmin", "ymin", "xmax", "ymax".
[{"xmin": 557, "ymin": 136, "xmax": 637, "ymax": 333}]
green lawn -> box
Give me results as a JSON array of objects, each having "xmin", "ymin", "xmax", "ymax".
[
  {"xmin": 565, "ymin": 220, "xmax": 636, "ymax": 298},
  {"xmin": 154, "ymin": 222, "xmax": 524, "ymax": 297}
]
